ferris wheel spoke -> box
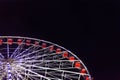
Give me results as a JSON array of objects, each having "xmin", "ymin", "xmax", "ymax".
[
  {"xmin": 14, "ymin": 51, "xmax": 64, "ymax": 62},
  {"xmin": 47, "ymin": 71, "xmax": 79, "ymax": 80},
  {"xmin": 14, "ymin": 57, "xmax": 67, "ymax": 67},
  {"xmin": 14, "ymin": 60, "xmax": 77, "ymax": 70},
  {"xmin": 15, "ymin": 46, "xmax": 51, "ymax": 60},
  {"xmin": 43, "ymin": 55, "xmax": 64, "ymax": 60},
  {"xmin": 13, "ymin": 70, "xmax": 24, "ymax": 80},
  {"xmin": 0, "ymin": 53, "xmax": 4, "ymax": 59},
  {"xmin": 16, "ymin": 70, "xmax": 40, "ymax": 80},
  {"xmin": 14, "ymin": 57, "xmax": 75, "ymax": 69},
  {"xmin": 14, "ymin": 66, "xmax": 40, "ymax": 80},
  {"xmin": 33, "ymin": 51, "xmax": 65, "ymax": 60},
  {"xmin": 10, "ymin": 40, "xmax": 25, "ymax": 58},
  {"xmin": 12, "ymin": 65, "xmax": 27, "ymax": 80},
  {"xmin": 17, "ymin": 60, "xmax": 79, "ymax": 69},
  {"xmin": 14, "ymin": 60, "xmax": 79, "ymax": 63},
  {"xmin": 18, "ymin": 67, "xmax": 63, "ymax": 80},
  {"xmin": 28, "ymin": 76, "xmax": 40, "ymax": 80},
  {"xmin": 45, "ymin": 72, "xmax": 62, "ymax": 80},
  {"xmin": 14, "ymin": 50, "xmax": 43, "ymax": 60},
  {"xmin": 7, "ymin": 44, "xmax": 10, "ymax": 58},
  {"xmin": 15, "ymin": 45, "xmax": 36, "ymax": 59},
  {"xmin": 18, "ymin": 65, "xmax": 51, "ymax": 80}
]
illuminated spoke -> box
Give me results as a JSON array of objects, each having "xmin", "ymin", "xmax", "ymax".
[
  {"xmin": 10, "ymin": 39, "xmax": 25, "ymax": 59},
  {"xmin": 0, "ymin": 53, "xmax": 4, "ymax": 59},
  {"xmin": 7, "ymin": 44, "xmax": 9, "ymax": 58}
]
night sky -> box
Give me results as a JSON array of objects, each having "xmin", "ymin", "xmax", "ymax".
[{"xmin": 0, "ymin": 0, "xmax": 119, "ymax": 80}]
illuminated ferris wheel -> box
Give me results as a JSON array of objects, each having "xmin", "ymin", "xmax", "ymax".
[{"xmin": 0, "ymin": 36, "xmax": 92, "ymax": 80}]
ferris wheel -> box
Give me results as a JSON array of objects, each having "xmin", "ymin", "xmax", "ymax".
[{"xmin": 0, "ymin": 36, "xmax": 92, "ymax": 80}]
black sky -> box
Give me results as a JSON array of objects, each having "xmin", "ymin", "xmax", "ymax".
[{"xmin": 0, "ymin": 0, "xmax": 119, "ymax": 80}]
